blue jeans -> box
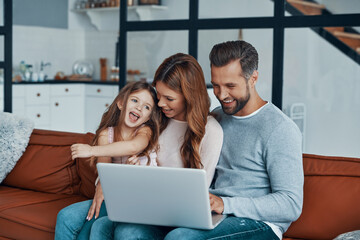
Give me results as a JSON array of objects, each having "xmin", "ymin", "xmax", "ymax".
[
  {"xmin": 108, "ymin": 216, "xmax": 279, "ymax": 240},
  {"xmin": 164, "ymin": 217, "xmax": 280, "ymax": 240},
  {"xmin": 54, "ymin": 199, "xmax": 108, "ymax": 240},
  {"xmin": 90, "ymin": 217, "xmax": 172, "ymax": 240}
]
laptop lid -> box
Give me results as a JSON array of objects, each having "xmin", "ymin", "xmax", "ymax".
[{"xmin": 97, "ymin": 163, "xmax": 222, "ymax": 230}]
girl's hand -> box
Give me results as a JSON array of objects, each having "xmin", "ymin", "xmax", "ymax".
[
  {"xmin": 87, "ymin": 182, "xmax": 104, "ymax": 221},
  {"xmin": 127, "ymin": 155, "xmax": 140, "ymax": 165},
  {"xmin": 71, "ymin": 144, "xmax": 93, "ymax": 160}
]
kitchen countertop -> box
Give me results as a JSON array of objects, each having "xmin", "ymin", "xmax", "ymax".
[
  {"xmin": 12, "ymin": 80, "xmax": 119, "ymax": 85},
  {"xmin": 12, "ymin": 80, "xmax": 214, "ymax": 88}
]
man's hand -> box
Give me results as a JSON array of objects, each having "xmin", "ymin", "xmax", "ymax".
[
  {"xmin": 209, "ymin": 193, "xmax": 224, "ymax": 214},
  {"xmin": 71, "ymin": 144, "xmax": 93, "ymax": 160},
  {"xmin": 87, "ymin": 183, "xmax": 104, "ymax": 220}
]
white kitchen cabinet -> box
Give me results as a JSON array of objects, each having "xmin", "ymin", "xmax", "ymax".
[
  {"xmin": 12, "ymin": 85, "xmax": 26, "ymax": 117},
  {"xmin": 25, "ymin": 85, "xmax": 50, "ymax": 105},
  {"xmin": 85, "ymin": 96, "xmax": 113, "ymax": 133},
  {"xmin": 85, "ymin": 84, "xmax": 118, "ymax": 98},
  {"xmin": 26, "ymin": 106, "xmax": 50, "ymax": 128},
  {"xmin": 84, "ymin": 84, "xmax": 118, "ymax": 133},
  {"xmin": 2, "ymin": 85, "xmax": 26, "ymax": 115},
  {"xmin": 50, "ymin": 84, "xmax": 85, "ymax": 132},
  {"xmin": 24, "ymin": 85, "xmax": 51, "ymax": 129},
  {"xmin": 11, "ymin": 83, "xmax": 118, "ymax": 133},
  {"xmin": 50, "ymin": 95, "xmax": 85, "ymax": 132}
]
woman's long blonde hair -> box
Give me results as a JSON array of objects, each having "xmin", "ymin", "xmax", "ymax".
[
  {"xmin": 91, "ymin": 81, "xmax": 161, "ymax": 165},
  {"xmin": 153, "ymin": 53, "xmax": 210, "ymax": 169}
]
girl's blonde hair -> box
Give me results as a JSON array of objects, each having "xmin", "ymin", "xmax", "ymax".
[
  {"xmin": 153, "ymin": 53, "xmax": 210, "ymax": 169},
  {"xmin": 91, "ymin": 81, "xmax": 161, "ymax": 165}
]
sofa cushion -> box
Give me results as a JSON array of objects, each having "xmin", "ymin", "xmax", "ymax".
[
  {"xmin": 284, "ymin": 154, "xmax": 360, "ymax": 240},
  {"xmin": 3, "ymin": 129, "xmax": 92, "ymax": 195},
  {"xmin": 0, "ymin": 185, "xmax": 87, "ymax": 240}
]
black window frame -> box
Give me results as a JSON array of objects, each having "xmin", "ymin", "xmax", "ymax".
[{"xmin": 2, "ymin": 0, "xmax": 12, "ymax": 113}]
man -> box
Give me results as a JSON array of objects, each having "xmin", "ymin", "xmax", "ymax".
[{"xmin": 165, "ymin": 40, "xmax": 304, "ymax": 239}]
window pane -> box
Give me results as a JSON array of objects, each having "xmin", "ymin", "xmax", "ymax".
[
  {"xmin": 283, "ymin": 27, "xmax": 360, "ymax": 158},
  {"xmin": 0, "ymin": 0, "xmax": 3, "ymax": 26},
  {"xmin": 199, "ymin": 0, "xmax": 274, "ymax": 19},
  {"xmin": 285, "ymin": 0, "xmax": 360, "ymax": 16},
  {"xmin": 127, "ymin": 0, "xmax": 189, "ymax": 21},
  {"xmin": 198, "ymin": 29, "xmax": 273, "ymax": 101},
  {"xmin": 127, "ymin": 30, "xmax": 188, "ymax": 82},
  {"xmin": 0, "ymin": 35, "xmax": 3, "ymax": 61},
  {"xmin": 0, "ymin": 68, "xmax": 3, "ymax": 112}
]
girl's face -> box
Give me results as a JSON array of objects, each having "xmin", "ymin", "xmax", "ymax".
[
  {"xmin": 155, "ymin": 81, "xmax": 186, "ymax": 121},
  {"xmin": 118, "ymin": 89, "xmax": 155, "ymax": 128}
]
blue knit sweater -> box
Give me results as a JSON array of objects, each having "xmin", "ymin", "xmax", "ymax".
[{"xmin": 210, "ymin": 103, "xmax": 304, "ymax": 233}]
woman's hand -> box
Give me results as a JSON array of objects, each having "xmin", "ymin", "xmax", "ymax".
[
  {"xmin": 87, "ymin": 182, "xmax": 104, "ymax": 220},
  {"xmin": 126, "ymin": 155, "xmax": 141, "ymax": 165},
  {"xmin": 71, "ymin": 144, "xmax": 93, "ymax": 160},
  {"xmin": 209, "ymin": 193, "xmax": 224, "ymax": 214}
]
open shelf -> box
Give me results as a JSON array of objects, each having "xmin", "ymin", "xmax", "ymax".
[{"xmin": 72, "ymin": 5, "xmax": 167, "ymax": 30}]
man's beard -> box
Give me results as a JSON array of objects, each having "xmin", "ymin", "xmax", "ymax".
[{"xmin": 222, "ymin": 86, "xmax": 250, "ymax": 115}]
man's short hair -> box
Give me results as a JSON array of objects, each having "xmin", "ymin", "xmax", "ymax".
[{"xmin": 209, "ymin": 40, "xmax": 258, "ymax": 80}]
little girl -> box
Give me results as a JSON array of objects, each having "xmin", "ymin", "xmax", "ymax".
[{"xmin": 55, "ymin": 81, "xmax": 161, "ymax": 240}]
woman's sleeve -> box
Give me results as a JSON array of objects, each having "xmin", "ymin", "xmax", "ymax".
[
  {"xmin": 138, "ymin": 150, "xmax": 157, "ymax": 166},
  {"xmin": 200, "ymin": 116, "xmax": 223, "ymax": 187}
]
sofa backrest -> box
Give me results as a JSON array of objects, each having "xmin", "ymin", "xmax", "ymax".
[
  {"xmin": 3, "ymin": 129, "xmax": 96, "ymax": 197},
  {"xmin": 284, "ymin": 154, "xmax": 360, "ymax": 240}
]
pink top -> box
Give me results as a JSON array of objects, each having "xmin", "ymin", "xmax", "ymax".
[{"xmin": 108, "ymin": 126, "xmax": 157, "ymax": 166}]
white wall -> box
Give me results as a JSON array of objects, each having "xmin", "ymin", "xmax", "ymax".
[
  {"xmin": 13, "ymin": 26, "xmax": 85, "ymax": 79},
  {"xmin": 199, "ymin": 0, "xmax": 273, "ymax": 18},
  {"xmin": 317, "ymin": 0, "xmax": 360, "ymax": 14},
  {"xmin": 283, "ymin": 28, "xmax": 360, "ymax": 158},
  {"xmin": 13, "ymin": 28, "xmax": 118, "ymax": 81}
]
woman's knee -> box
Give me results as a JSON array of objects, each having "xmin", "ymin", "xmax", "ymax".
[
  {"xmin": 114, "ymin": 224, "xmax": 145, "ymax": 239},
  {"xmin": 165, "ymin": 228, "xmax": 200, "ymax": 240},
  {"xmin": 114, "ymin": 223, "xmax": 166, "ymax": 240},
  {"xmin": 90, "ymin": 217, "xmax": 114, "ymax": 240}
]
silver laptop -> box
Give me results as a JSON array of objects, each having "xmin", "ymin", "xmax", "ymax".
[{"xmin": 97, "ymin": 163, "xmax": 226, "ymax": 230}]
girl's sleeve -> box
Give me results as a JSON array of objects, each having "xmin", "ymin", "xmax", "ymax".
[{"xmin": 200, "ymin": 116, "xmax": 223, "ymax": 187}]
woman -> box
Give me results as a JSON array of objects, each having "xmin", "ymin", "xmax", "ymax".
[{"xmin": 91, "ymin": 53, "xmax": 223, "ymax": 240}]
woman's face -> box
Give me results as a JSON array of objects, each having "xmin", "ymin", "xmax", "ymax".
[{"xmin": 155, "ymin": 81, "xmax": 186, "ymax": 121}]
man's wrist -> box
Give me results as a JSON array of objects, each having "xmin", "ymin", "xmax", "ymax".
[{"xmin": 220, "ymin": 196, "xmax": 228, "ymax": 214}]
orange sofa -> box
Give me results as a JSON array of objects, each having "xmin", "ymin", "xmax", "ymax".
[
  {"xmin": 284, "ymin": 154, "xmax": 360, "ymax": 240},
  {"xmin": 0, "ymin": 129, "xmax": 97, "ymax": 240},
  {"xmin": 0, "ymin": 129, "xmax": 359, "ymax": 240}
]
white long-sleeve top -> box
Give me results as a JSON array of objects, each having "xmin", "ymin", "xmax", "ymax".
[{"xmin": 157, "ymin": 116, "xmax": 223, "ymax": 187}]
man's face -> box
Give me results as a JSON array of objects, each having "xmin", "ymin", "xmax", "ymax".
[{"xmin": 211, "ymin": 60, "xmax": 251, "ymax": 116}]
